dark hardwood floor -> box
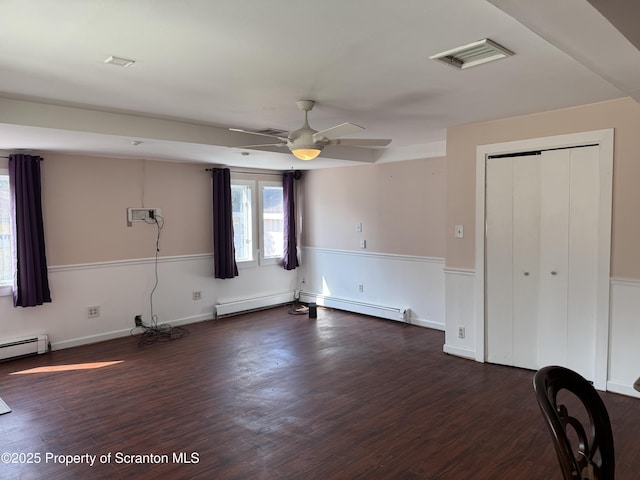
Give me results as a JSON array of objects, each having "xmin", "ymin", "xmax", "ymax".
[{"xmin": 1, "ymin": 306, "xmax": 639, "ymax": 479}]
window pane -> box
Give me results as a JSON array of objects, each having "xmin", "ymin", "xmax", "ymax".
[
  {"xmin": 0, "ymin": 174, "xmax": 12, "ymax": 286},
  {"xmin": 231, "ymin": 184, "xmax": 253, "ymax": 262},
  {"xmin": 262, "ymin": 186, "xmax": 283, "ymax": 259}
]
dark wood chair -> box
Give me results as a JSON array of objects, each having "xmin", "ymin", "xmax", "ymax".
[{"xmin": 533, "ymin": 366, "xmax": 615, "ymax": 480}]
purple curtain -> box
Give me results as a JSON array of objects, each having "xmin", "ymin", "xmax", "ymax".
[
  {"xmin": 283, "ymin": 171, "xmax": 299, "ymax": 270},
  {"xmin": 212, "ymin": 168, "xmax": 238, "ymax": 279},
  {"xmin": 8, "ymin": 154, "xmax": 51, "ymax": 307}
]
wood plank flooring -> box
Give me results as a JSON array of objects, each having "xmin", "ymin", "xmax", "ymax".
[{"xmin": 1, "ymin": 306, "xmax": 639, "ymax": 479}]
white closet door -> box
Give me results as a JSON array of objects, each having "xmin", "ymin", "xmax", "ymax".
[
  {"xmin": 566, "ymin": 146, "xmax": 599, "ymax": 379},
  {"xmin": 486, "ymin": 154, "xmax": 541, "ymax": 369},
  {"xmin": 486, "ymin": 146, "xmax": 600, "ymax": 376},
  {"xmin": 537, "ymin": 147, "xmax": 599, "ymax": 379},
  {"xmin": 537, "ymin": 150, "xmax": 570, "ymax": 368},
  {"xmin": 512, "ymin": 155, "xmax": 541, "ymax": 369},
  {"xmin": 485, "ymin": 157, "xmax": 514, "ymax": 365}
]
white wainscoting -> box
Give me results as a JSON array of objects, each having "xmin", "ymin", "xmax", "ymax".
[
  {"xmin": 439, "ymin": 271, "xmax": 640, "ymax": 397},
  {"xmin": 607, "ymin": 277, "xmax": 640, "ymax": 398},
  {"xmin": 0, "ymin": 254, "xmax": 297, "ymax": 351},
  {"xmin": 298, "ymin": 247, "xmax": 445, "ymax": 329},
  {"xmin": 443, "ymin": 267, "xmax": 476, "ymax": 359}
]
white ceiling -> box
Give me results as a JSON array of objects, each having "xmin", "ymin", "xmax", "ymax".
[{"xmin": 0, "ymin": 0, "xmax": 638, "ymax": 170}]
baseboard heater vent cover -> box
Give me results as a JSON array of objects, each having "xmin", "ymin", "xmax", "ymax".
[
  {"xmin": 299, "ymin": 293, "xmax": 409, "ymax": 323},
  {"xmin": 0, "ymin": 334, "xmax": 49, "ymax": 362},
  {"xmin": 215, "ymin": 292, "xmax": 295, "ymax": 318}
]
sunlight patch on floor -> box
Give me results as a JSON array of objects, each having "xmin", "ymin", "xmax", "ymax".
[{"xmin": 9, "ymin": 360, "xmax": 124, "ymax": 375}]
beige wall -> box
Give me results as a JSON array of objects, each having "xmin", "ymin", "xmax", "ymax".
[
  {"xmin": 446, "ymin": 97, "xmax": 640, "ymax": 278},
  {"xmin": 301, "ymin": 157, "xmax": 446, "ymax": 258},
  {"xmin": 42, "ymin": 154, "xmax": 213, "ymax": 265}
]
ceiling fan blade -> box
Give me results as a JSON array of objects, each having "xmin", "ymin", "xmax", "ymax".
[
  {"xmin": 330, "ymin": 138, "xmax": 392, "ymax": 147},
  {"xmin": 313, "ymin": 122, "xmax": 364, "ymax": 141},
  {"xmin": 229, "ymin": 128, "xmax": 288, "ymax": 141}
]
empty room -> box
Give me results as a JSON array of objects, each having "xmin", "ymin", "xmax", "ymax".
[{"xmin": 2, "ymin": 1, "xmax": 640, "ymax": 479}]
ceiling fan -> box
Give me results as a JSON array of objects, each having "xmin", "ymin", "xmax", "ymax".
[{"xmin": 229, "ymin": 100, "xmax": 391, "ymax": 160}]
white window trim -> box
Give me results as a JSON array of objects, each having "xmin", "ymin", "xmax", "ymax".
[
  {"xmin": 231, "ymin": 178, "xmax": 258, "ymax": 267},
  {"xmin": 258, "ymin": 180, "xmax": 284, "ymax": 266},
  {"xmin": 0, "ymin": 160, "xmax": 12, "ymax": 296}
]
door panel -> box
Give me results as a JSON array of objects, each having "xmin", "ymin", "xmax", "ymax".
[
  {"xmin": 537, "ymin": 150, "xmax": 570, "ymax": 368},
  {"xmin": 566, "ymin": 146, "xmax": 599, "ymax": 379},
  {"xmin": 512, "ymin": 156, "xmax": 540, "ymax": 369},
  {"xmin": 485, "ymin": 157, "xmax": 514, "ymax": 365}
]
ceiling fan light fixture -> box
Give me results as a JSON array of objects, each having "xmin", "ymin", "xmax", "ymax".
[{"xmin": 291, "ymin": 148, "xmax": 322, "ymax": 161}]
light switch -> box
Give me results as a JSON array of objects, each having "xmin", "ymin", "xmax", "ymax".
[
  {"xmin": 356, "ymin": 222, "xmax": 362, "ymax": 232},
  {"xmin": 455, "ymin": 225, "xmax": 464, "ymax": 238}
]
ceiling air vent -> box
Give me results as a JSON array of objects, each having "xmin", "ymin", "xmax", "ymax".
[
  {"xmin": 430, "ymin": 38, "xmax": 514, "ymax": 70},
  {"xmin": 104, "ymin": 55, "xmax": 136, "ymax": 68},
  {"xmin": 250, "ymin": 128, "xmax": 289, "ymax": 137}
]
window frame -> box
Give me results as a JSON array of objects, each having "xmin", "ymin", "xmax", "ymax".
[
  {"xmin": 258, "ymin": 180, "xmax": 285, "ymax": 266},
  {"xmin": 230, "ymin": 179, "xmax": 258, "ymax": 268},
  {"xmin": 230, "ymin": 175, "xmax": 285, "ymax": 268},
  {"xmin": 0, "ymin": 159, "xmax": 12, "ymax": 296}
]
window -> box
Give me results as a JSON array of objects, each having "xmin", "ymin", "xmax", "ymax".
[
  {"xmin": 0, "ymin": 162, "xmax": 12, "ymax": 294},
  {"xmin": 231, "ymin": 181, "xmax": 254, "ymax": 263},
  {"xmin": 260, "ymin": 182, "xmax": 284, "ymax": 263},
  {"xmin": 231, "ymin": 177, "xmax": 284, "ymax": 266}
]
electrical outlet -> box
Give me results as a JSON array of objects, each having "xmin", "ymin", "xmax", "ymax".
[
  {"xmin": 88, "ymin": 306, "xmax": 100, "ymax": 318},
  {"xmin": 358, "ymin": 283, "xmax": 364, "ymax": 293},
  {"xmin": 458, "ymin": 326, "xmax": 465, "ymax": 339},
  {"xmin": 193, "ymin": 291, "xmax": 202, "ymax": 301},
  {"xmin": 134, "ymin": 315, "xmax": 143, "ymax": 327}
]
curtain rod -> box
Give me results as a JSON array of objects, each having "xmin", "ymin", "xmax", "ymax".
[
  {"xmin": 0, "ymin": 155, "xmax": 44, "ymax": 160},
  {"xmin": 205, "ymin": 168, "xmax": 284, "ymax": 176}
]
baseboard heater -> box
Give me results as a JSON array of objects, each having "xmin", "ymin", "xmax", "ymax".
[
  {"xmin": 0, "ymin": 335, "xmax": 49, "ymax": 362},
  {"xmin": 215, "ymin": 292, "xmax": 295, "ymax": 318},
  {"xmin": 299, "ymin": 293, "xmax": 409, "ymax": 323}
]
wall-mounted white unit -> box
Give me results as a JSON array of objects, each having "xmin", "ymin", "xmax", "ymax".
[
  {"xmin": 126, "ymin": 207, "xmax": 162, "ymax": 226},
  {"xmin": 0, "ymin": 334, "xmax": 49, "ymax": 362}
]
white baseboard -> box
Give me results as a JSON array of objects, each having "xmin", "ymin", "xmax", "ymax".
[
  {"xmin": 606, "ymin": 381, "xmax": 640, "ymax": 399},
  {"xmin": 410, "ymin": 318, "xmax": 445, "ymax": 331},
  {"xmin": 52, "ymin": 313, "xmax": 212, "ymax": 351},
  {"xmin": 443, "ymin": 343, "xmax": 475, "ymax": 359}
]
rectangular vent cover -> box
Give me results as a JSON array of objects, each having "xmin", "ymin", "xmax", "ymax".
[
  {"xmin": 430, "ymin": 38, "xmax": 514, "ymax": 69},
  {"xmin": 252, "ymin": 128, "xmax": 289, "ymax": 137}
]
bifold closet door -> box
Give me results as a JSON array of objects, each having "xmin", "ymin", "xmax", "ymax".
[
  {"xmin": 537, "ymin": 147, "xmax": 599, "ymax": 380},
  {"xmin": 485, "ymin": 146, "xmax": 599, "ymax": 377},
  {"xmin": 485, "ymin": 155, "xmax": 540, "ymax": 369},
  {"xmin": 485, "ymin": 156, "xmax": 514, "ymax": 366}
]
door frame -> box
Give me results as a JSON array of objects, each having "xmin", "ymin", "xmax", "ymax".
[{"xmin": 474, "ymin": 129, "xmax": 614, "ymax": 390}]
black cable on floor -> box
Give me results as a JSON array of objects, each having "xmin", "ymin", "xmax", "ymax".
[
  {"xmin": 130, "ymin": 214, "xmax": 190, "ymax": 345},
  {"xmin": 137, "ymin": 324, "xmax": 189, "ymax": 345}
]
